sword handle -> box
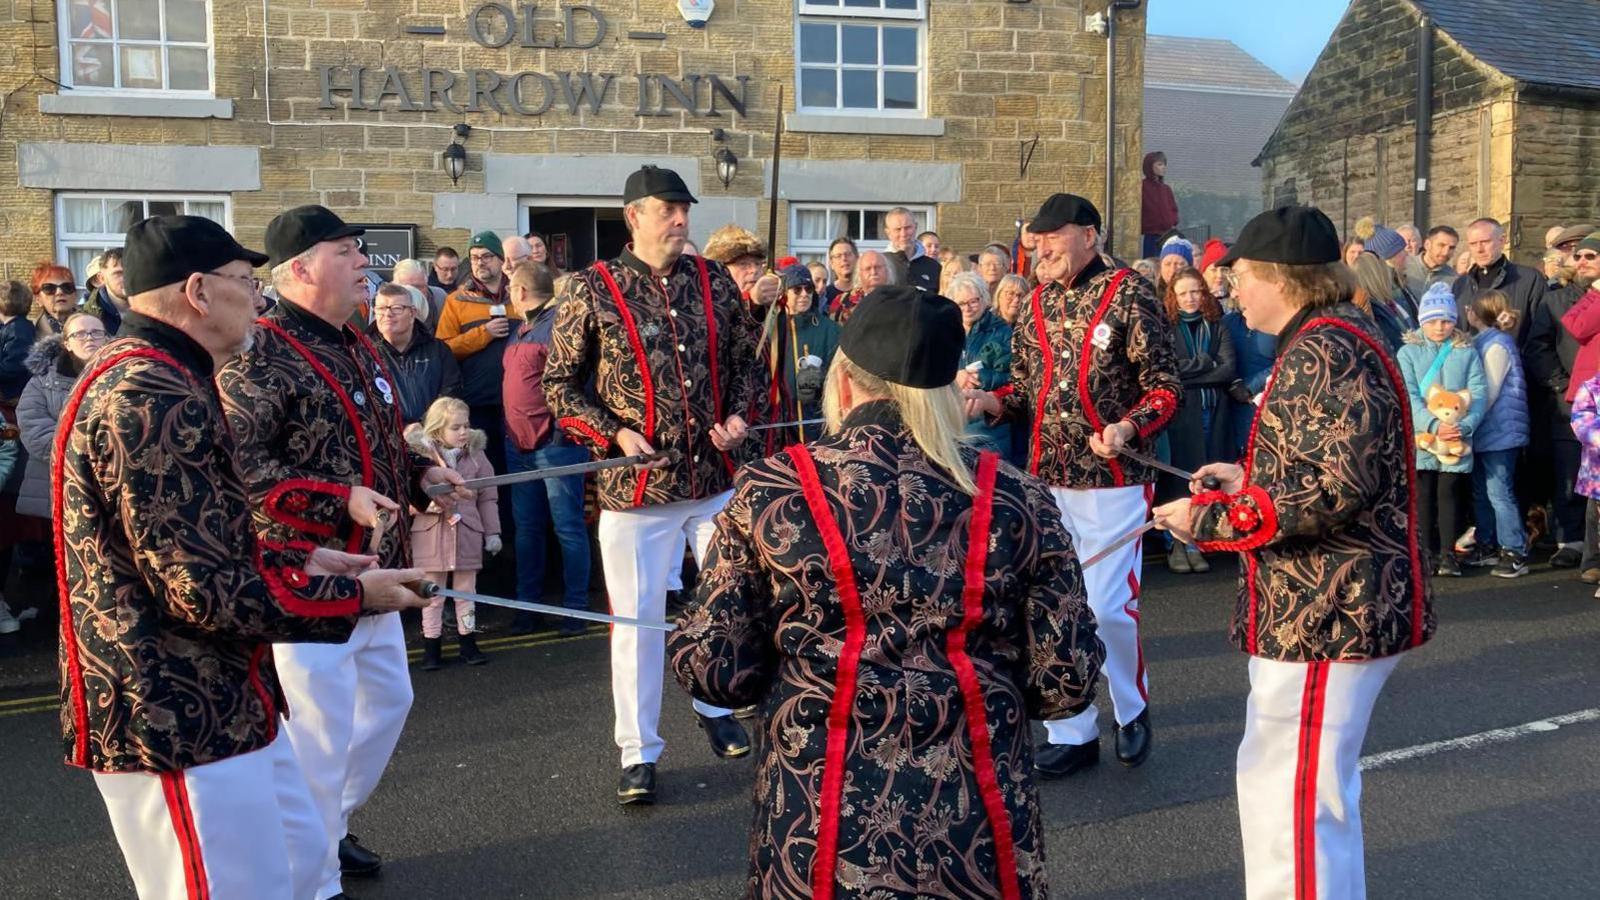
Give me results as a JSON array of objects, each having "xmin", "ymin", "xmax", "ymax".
[
  {"xmin": 404, "ymin": 579, "xmax": 440, "ymax": 599},
  {"xmin": 1200, "ymin": 474, "xmax": 1222, "ymax": 491}
]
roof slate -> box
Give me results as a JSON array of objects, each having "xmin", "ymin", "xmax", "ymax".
[
  {"xmin": 1144, "ymin": 35, "xmax": 1299, "ymax": 95},
  {"xmin": 1412, "ymin": 0, "xmax": 1600, "ymax": 93}
]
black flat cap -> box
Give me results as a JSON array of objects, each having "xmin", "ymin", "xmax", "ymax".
[
  {"xmin": 623, "ymin": 165, "xmax": 697, "ymax": 205},
  {"xmin": 1027, "ymin": 193, "xmax": 1101, "ymax": 233},
  {"xmin": 1218, "ymin": 206, "xmax": 1341, "ymax": 268},
  {"xmin": 265, "ymin": 205, "xmax": 366, "ymax": 267},
  {"xmin": 123, "ymin": 215, "xmax": 268, "ymax": 297},
  {"xmin": 839, "ymin": 285, "xmax": 963, "ymax": 389}
]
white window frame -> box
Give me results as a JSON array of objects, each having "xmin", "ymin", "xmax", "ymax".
[
  {"xmin": 55, "ymin": 192, "xmax": 232, "ymax": 283},
  {"xmin": 789, "ymin": 202, "xmax": 935, "ymax": 265},
  {"xmin": 795, "ymin": 2, "xmax": 926, "ymax": 118},
  {"xmin": 56, "ymin": 0, "xmax": 217, "ymax": 96}
]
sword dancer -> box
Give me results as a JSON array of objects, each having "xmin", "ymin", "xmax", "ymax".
[
  {"xmin": 1153, "ymin": 206, "xmax": 1434, "ymax": 900},
  {"xmin": 217, "ymin": 206, "xmax": 470, "ymax": 897},
  {"xmin": 56, "ymin": 215, "xmax": 429, "ymax": 900},
  {"xmin": 544, "ymin": 165, "xmax": 761, "ymax": 805},
  {"xmin": 971, "ymin": 193, "xmax": 1182, "ymax": 776}
]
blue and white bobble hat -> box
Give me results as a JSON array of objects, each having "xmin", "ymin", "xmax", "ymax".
[
  {"xmin": 1417, "ymin": 282, "xmax": 1458, "ymax": 325},
  {"xmin": 1160, "ymin": 236, "xmax": 1195, "ymax": 265}
]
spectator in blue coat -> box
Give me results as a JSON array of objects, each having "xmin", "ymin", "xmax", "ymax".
[
  {"xmin": 0, "ymin": 282, "xmax": 37, "ymax": 402},
  {"xmin": 949, "ymin": 272, "xmax": 1014, "ymax": 458},
  {"xmin": 1464, "ymin": 289, "xmax": 1531, "ymax": 577}
]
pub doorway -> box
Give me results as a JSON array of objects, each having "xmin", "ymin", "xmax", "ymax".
[{"xmin": 523, "ymin": 198, "xmax": 627, "ymax": 271}]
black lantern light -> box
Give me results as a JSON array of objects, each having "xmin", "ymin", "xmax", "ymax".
[
  {"xmin": 710, "ymin": 128, "xmax": 738, "ymax": 189},
  {"xmin": 443, "ymin": 123, "xmax": 472, "ymax": 186}
]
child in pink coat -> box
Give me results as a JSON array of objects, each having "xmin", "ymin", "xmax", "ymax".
[{"xmin": 407, "ymin": 397, "xmax": 501, "ymax": 669}]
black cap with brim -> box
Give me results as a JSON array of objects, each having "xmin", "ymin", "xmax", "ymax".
[
  {"xmin": 123, "ymin": 215, "xmax": 269, "ymax": 297},
  {"xmin": 623, "ymin": 165, "xmax": 698, "ymax": 205},
  {"xmin": 1217, "ymin": 205, "xmax": 1341, "ymax": 268},
  {"xmin": 838, "ymin": 285, "xmax": 963, "ymax": 389},
  {"xmin": 1026, "ymin": 193, "xmax": 1102, "ymax": 233},
  {"xmin": 265, "ymin": 205, "xmax": 366, "ymax": 267}
]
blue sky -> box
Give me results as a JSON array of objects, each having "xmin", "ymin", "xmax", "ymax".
[{"xmin": 1147, "ymin": 0, "xmax": 1348, "ymax": 84}]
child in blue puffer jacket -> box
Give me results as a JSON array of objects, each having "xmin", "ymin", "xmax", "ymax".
[{"xmin": 1464, "ymin": 290, "xmax": 1530, "ymax": 577}]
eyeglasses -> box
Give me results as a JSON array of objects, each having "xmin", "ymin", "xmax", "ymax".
[
  {"xmin": 206, "ymin": 271, "xmax": 264, "ymax": 293},
  {"xmin": 39, "ymin": 282, "xmax": 76, "ymax": 295},
  {"xmin": 374, "ymin": 305, "xmax": 415, "ymax": 315},
  {"xmin": 1221, "ymin": 269, "xmax": 1241, "ymax": 291},
  {"xmin": 65, "ymin": 328, "xmax": 107, "ymax": 342},
  {"xmin": 1576, "ymin": 251, "xmax": 1600, "ymax": 263}
]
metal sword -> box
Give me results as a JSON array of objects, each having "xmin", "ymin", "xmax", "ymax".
[
  {"xmin": 1080, "ymin": 520, "xmax": 1162, "ymax": 569},
  {"xmin": 423, "ymin": 451, "xmax": 676, "ymax": 497},
  {"xmin": 1114, "ymin": 446, "xmax": 1223, "ymax": 491},
  {"xmin": 409, "ymin": 581, "xmax": 676, "ymax": 633},
  {"xmin": 765, "ymin": 84, "xmax": 785, "ymax": 262},
  {"xmin": 747, "ymin": 417, "xmax": 825, "ymax": 432}
]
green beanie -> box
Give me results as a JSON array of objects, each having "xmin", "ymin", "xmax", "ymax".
[{"xmin": 468, "ymin": 230, "xmax": 502, "ymax": 258}]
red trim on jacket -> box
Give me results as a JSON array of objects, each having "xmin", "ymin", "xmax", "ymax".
[
  {"xmin": 1133, "ymin": 387, "xmax": 1179, "ymax": 440},
  {"xmin": 1226, "ymin": 316, "xmax": 1425, "ymax": 653},
  {"xmin": 261, "ymin": 478, "xmax": 350, "ymax": 538},
  {"xmin": 1193, "ymin": 485, "xmax": 1279, "ymax": 553},
  {"xmin": 256, "ymin": 540, "xmax": 362, "ymax": 618},
  {"xmin": 159, "ymin": 769, "xmax": 212, "ymax": 899},
  {"xmin": 256, "ymin": 320, "xmax": 374, "ymax": 554},
  {"xmin": 1293, "ymin": 661, "xmax": 1331, "ymax": 900},
  {"xmin": 788, "ymin": 445, "xmax": 867, "ymax": 900},
  {"xmin": 55, "ymin": 347, "xmax": 187, "ymax": 768},
  {"xmin": 593, "ymin": 262, "xmax": 656, "ymax": 507},
  {"xmin": 693, "ymin": 256, "xmax": 737, "ymax": 478},
  {"xmin": 558, "ymin": 417, "xmax": 610, "ymax": 453},
  {"xmin": 1026, "ymin": 285, "xmax": 1054, "ymax": 476},
  {"xmin": 945, "ymin": 452, "xmax": 1022, "ymax": 900},
  {"xmin": 991, "ymin": 383, "xmax": 1015, "ymax": 401},
  {"xmin": 1075, "ymin": 269, "xmax": 1133, "ymax": 485}
]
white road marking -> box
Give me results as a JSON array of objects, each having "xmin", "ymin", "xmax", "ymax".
[{"xmin": 1360, "ymin": 708, "xmax": 1600, "ymax": 772}]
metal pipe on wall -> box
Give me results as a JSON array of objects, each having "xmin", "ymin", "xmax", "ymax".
[{"xmin": 1413, "ymin": 14, "xmax": 1434, "ymax": 229}]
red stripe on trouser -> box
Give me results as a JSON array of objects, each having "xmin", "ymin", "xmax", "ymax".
[
  {"xmin": 1127, "ymin": 482, "xmax": 1153, "ymax": 703},
  {"xmin": 1293, "ymin": 661, "xmax": 1330, "ymax": 900},
  {"xmin": 788, "ymin": 446, "xmax": 868, "ymax": 900},
  {"xmin": 159, "ymin": 771, "xmax": 210, "ymax": 900}
]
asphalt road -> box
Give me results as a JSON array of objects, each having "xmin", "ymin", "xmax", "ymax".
[{"xmin": 3, "ymin": 560, "xmax": 1597, "ymax": 899}]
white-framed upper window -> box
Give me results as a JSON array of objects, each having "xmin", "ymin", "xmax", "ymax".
[
  {"xmin": 56, "ymin": 192, "xmax": 230, "ymax": 283},
  {"xmin": 59, "ymin": 0, "xmax": 214, "ymax": 94},
  {"xmin": 790, "ymin": 203, "xmax": 933, "ymax": 264},
  {"xmin": 796, "ymin": 0, "xmax": 925, "ymax": 116}
]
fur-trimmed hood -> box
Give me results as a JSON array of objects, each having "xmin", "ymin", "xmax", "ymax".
[
  {"xmin": 702, "ymin": 224, "xmax": 766, "ymax": 265},
  {"xmin": 1402, "ymin": 329, "xmax": 1475, "ymax": 350},
  {"xmin": 24, "ymin": 333, "xmax": 72, "ymax": 379},
  {"xmin": 404, "ymin": 422, "xmax": 487, "ymax": 459}
]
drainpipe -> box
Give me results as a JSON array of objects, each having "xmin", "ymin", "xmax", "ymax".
[
  {"xmin": 1413, "ymin": 14, "xmax": 1434, "ymax": 228},
  {"xmin": 1103, "ymin": 0, "xmax": 1143, "ymax": 258}
]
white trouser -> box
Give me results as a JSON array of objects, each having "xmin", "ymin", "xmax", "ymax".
[
  {"xmin": 274, "ymin": 612, "xmax": 414, "ymax": 899},
  {"xmin": 598, "ymin": 490, "xmax": 734, "ymax": 766},
  {"xmin": 93, "ymin": 732, "xmax": 326, "ymax": 900},
  {"xmin": 1238, "ymin": 654, "xmax": 1402, "ymax": 900},
  {"xmin": 1045, "ymin": 484, "xmax": 1152, "ymax": 745}
]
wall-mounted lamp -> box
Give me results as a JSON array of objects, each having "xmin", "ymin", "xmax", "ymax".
[
  {"xmin": 442, "ymin": 123, "xmax": 472, "ymax": 186},
  {"xmin": 710, "ymin": 128, "xmax": 738, "ymax": 189}
]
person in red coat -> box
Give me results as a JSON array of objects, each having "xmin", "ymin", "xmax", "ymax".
[{"xmin": 1141, "ymin": 151, "xmax": 1180, "ymax": 258}]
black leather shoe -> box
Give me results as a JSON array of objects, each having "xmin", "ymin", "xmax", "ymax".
[
  {"xmin": 1035, "ymin": 739, "xmax": 1098, "ymax": 778},
  {"xmin": 697, "ymin": 713, "xmax": 752, "ymax": 759},
  {"xmin": 618, "ymin": 763, "xmax": 657, "ymax": 805},
  {"xmin": 1115, "ymin": 710, "xmax": 1152, "ymax": 767},
  {"xmin": 338, "ymin": 833, "xmax": 382, "ymax": 876}
]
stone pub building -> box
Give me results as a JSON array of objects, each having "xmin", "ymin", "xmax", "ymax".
[{"xmin": 0, "ymin": 0, "xmax": 1148, "ymax": 283}]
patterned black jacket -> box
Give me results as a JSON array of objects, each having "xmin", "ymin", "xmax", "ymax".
[
  {"xmin": 545, "ymin": 249, "xmax": 761, "ymax": 510},
  {"xmin": 998, "ymin": 257, "xmax": 1182, "ymax": 488},
  {"xmin": 58, "ymin": 313, "xmax": 362, "ymax": 773},
  {"xmin": 217, "ymin": 299, "xmax": 430, "ymax": 568},
  {"xmin": 670, "ymin": 401, "xmax": 1103, "ymax": 899},
  {"xmin": 1190, "ymin": 304, "xmax": 1436, "ymax": 661}
]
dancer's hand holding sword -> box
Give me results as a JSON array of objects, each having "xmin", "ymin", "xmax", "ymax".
[{"xmin": 1081, "ymin": 450, "xmax": 1239, "ymax": 567}]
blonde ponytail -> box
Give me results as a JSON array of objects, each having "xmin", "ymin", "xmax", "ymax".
[{"xmin": 822, "ymin": 353, "xmax": 978, "ymax": 495}]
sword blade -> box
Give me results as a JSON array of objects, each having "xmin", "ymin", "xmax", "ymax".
[
  {"xmin": 430, "ymin": 586, "xmax": 676, "ymax": 633},
  {"xmin": 1081, "ymin": 520, "xmax": 1159, "ymax": 569},
  {"xmin": 747, "ymin": 417, "xmax": 825, "ymax": 432},
  {"xmin": 766, "ymin": 84, "xmax": 784, "ymax": 259},
  {"xmin": 1114, "ymin": 446, "xmax": 1224, "ymax": 491},
  {"xmin": 425, "ymin": 452, "xmax": 667, "ymax": 497}
]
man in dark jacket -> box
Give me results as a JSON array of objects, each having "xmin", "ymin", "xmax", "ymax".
[
  {"xmin": 1527, "ymin": 259, "xmax": 1599, "ymax": 574},
  {"xmin": 883, "ymin": 206, "xmax": 941, "ymax": 292},
  {"xmin": 502, "ymin": 262, "xmax": 591, "ymax": 635},
  {"xmin": 369, "ymin": 283, "xmax": 461, "ymax": 424},
  {"xmin": 81, "ymin": 247, "xmax": 125, "ymax": 335},
  {"xmin": 61, "ymin": 214, "xmax": 427, "ymax": 899},
  {"xmin": 1141, "ymin": 151, "xmax": 1180, "ymax": 258},
  {"xmin": 1452, "ymin": 217, "xmax": 1546, "ymax": 349},
  {"xmin": 1155, "ymin": 205, "xmax": 1433, "ymax": 900}
]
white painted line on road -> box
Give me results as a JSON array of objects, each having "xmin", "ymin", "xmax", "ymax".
[{"xmin": 1360, "ymin": 708, "xmax": 1600, "ymax": 772}]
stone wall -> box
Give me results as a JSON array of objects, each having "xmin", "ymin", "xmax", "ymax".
[
  {"xmin": 1511, "ymin": 96, "xmax": 1600, "ymax": 252},
  {"xmin": 0, "ymin": 0, "xmax": 1148, "ymax": 281}
]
